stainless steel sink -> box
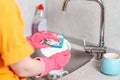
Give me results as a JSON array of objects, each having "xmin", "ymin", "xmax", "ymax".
[
  {"xmin": 27, "ymin": 36, "xmax": 93, "ymax": 80},
  {"xmin": 64, "ymin": 48, "xmax": 93, "ymax": 73}
]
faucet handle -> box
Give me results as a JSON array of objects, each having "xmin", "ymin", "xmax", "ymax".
[
  {"xmin": 82, "ymin": 38, "xmax": 106, "ymax": 60},
  {"xmin": 82, "ymin": 38, "xmax": 106, "ymax": 53}
]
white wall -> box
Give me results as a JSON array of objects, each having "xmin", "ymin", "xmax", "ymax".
[{"xmin": 17, "ymin": 0, "xmax": 120, "ymax": 51}]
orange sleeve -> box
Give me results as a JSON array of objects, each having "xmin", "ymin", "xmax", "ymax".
[{"xmin": 0, "ymin": 0, "xmax": 34, "ymax": 66}]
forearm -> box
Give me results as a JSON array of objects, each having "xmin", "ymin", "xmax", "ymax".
[
  {"xmin": 10, "ymin": 56, "xmax": 44, "ymax": 77},
  {"xmin": 10, "ymin": 50, "xmax": 71, "ymax": 78}
]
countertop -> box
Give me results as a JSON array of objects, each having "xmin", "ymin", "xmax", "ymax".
[{"xmin": 58, "ymin": 58, "xmax": 120, "ymax": 80}]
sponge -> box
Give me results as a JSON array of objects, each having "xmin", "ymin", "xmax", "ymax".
[
  {"xmin": 41, "ymin": 39, "xmax": 71, "ymax": 57},
  {"xmin": 44, "ymin": 34, "xmax": 64, "ymax": 48}
]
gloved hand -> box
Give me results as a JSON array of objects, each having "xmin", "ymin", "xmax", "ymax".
[
  {"xmin": 35, "ymin": 49, "xmax": 71, "ymax": 77},
  {"xmin": 27, "ymin": 30, "xmax": 59, "ymax": 49}
]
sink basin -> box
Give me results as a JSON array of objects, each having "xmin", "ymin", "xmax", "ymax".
[
  {"xmin": 64, "ymin": 48, "xmax": 93, "ymax": 73},
  {"xmin": 27, "ymin": 36, "xmax": 93, "ymax": 80}
]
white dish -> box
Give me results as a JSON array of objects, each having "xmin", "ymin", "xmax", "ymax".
[{"xmin": 41, "ymin": 39, "xmax": 71, "ymax": 57}]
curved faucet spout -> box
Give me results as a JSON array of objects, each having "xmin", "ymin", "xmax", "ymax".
[
  {"xmin": 61, "ymin": 0, "xmax": 106, "ymax": 60},
  {"xmin": 86, "ymin": 0, "xmax": 105, "ymax": 60},
  {"xmin": 62, "ymin": 0, "xmax": 70, "ymax": 11},
  {"xmin": 62, "ymin": 0, "xmax": 105, "ymax": 48},
  {"xmin": 87, "ymin": 0, "xmax": 105, "ymax": 48}
]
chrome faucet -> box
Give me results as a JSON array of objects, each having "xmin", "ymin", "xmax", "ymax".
[
  {"xmin": 62, "ymin": 0, "xmax": 70, "ymax": 11},
  {"xmin": 62, "ymin": 0, "xmax": 106, "ymax": 60}
]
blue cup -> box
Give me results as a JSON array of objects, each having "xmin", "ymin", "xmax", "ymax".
[{"xmin": 101, "ymin": 53, "xmax": 120, "ymax": 76}]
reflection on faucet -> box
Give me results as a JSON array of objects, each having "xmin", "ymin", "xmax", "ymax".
[
  {"xmin": 61, "ymin": 0, "xmax": 106, "ymax": 60},
  {"xmin": 62, "ymin": 0, "xmax": 70, "ymax": 11}
]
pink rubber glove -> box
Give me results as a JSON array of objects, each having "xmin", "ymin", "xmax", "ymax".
[
  {"xmin": 27, "ymin": 30, "xmax": 59, "ymax": 49},
  {"xmin": 35, "ymin": 50, "xmax": 71, "ymax": 77}
]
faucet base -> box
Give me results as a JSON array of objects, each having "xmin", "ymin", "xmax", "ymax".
[{"xmin": 83, "ymin": 38, "xmax": 106, "ymax": 60}]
